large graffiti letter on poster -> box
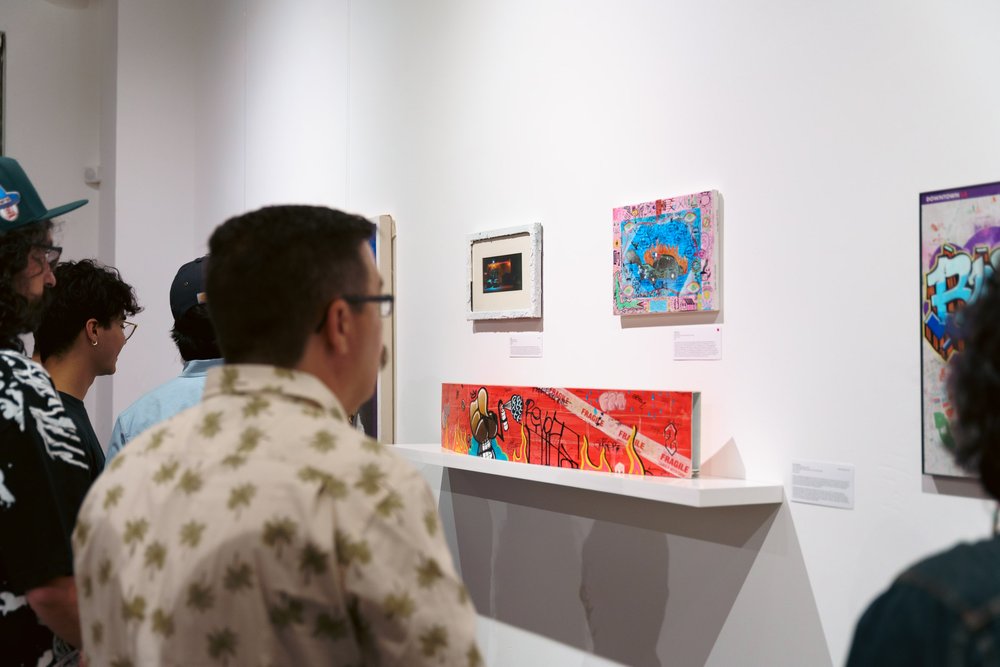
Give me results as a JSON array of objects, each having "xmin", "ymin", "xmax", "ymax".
[{"xmin": 923, "ymin": 244, "xmax": 1000, "ymax": 360}]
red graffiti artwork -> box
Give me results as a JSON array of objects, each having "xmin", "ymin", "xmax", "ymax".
[{"xmin": 441, "ymin": 383, "xmax": 700, "ymax": 478}]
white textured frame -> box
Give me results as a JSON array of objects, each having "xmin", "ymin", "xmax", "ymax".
[{"xmin": 467, "ymin": 223, "xmax": 542, "ymax": 320}]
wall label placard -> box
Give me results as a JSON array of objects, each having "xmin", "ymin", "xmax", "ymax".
[{"xmin": 790, "ymin": 460, "xmax": 854, "ymax": 510}]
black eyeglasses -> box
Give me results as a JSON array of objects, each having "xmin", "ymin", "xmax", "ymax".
[
  {"xmin": 314, "ymin": 294, "xmax": 394, "ymax": 332},
  {"xmin": 343, "ymin": 294, "xmax": 394, "ymax": 318},
  {"xmin": 33, "ymin": 244, "xmax": 62, "ymax": 268},
  {"xmin": 121, "ymin": 321, "xmax": 138, "ymax": 342}
]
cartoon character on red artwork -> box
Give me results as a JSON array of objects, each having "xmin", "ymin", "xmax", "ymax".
[{"xmin": 468, "ymin": 387, "xmax": 508, "ymax": 460}]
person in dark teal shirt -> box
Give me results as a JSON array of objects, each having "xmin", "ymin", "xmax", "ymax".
[{"xmin": 848, "ymin": 268, "xmax": 1000, "ymax": 666}]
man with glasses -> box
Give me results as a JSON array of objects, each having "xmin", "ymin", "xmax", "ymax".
[
  {"xmin": 0, "ymin": 157, "xmax": 89, "ymax": 665},
  {"xmin": 106, "ymin": 255, "xmax": 223, "ymax": 463},
  {"xmin": 75, "ymin": 205, "xmax": 480, "ymax": 665},
  {"xmin": 35, "ymin": 259, "xmax": 142, "ymax": 482}
]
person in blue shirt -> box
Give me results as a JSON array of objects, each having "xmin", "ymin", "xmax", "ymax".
[
  {"xmin": 106, "ymin": 256, "xmax": 222, "ymax": 462},
  {"xmin": 848, "ymin": 267, "xmax": 1000, "ymax": 666}
]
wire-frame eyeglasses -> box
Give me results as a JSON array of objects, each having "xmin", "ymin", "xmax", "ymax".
[
  {"xmin": 122, "ymin": 321, "xmax": 138, "ymax": 341},
  {"xmin": 314, "ymin": 294, "xmax": 394, "ymax": 333},
  {"xmin": 33, "ymin": 244, "xmax": 62, "ymax": 268}
]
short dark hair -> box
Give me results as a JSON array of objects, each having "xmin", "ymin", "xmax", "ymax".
[
  {"xmin": 949, "ymin": 268, "xmax": 1000, "ymax": 499},
  {"xmin": 170, "ymin": 303, "xmax": 221, "ymax": 361},
  {"xmin": 34, "ymin": 259, "xmax": 141, "ymax": 361},
  {"xmin": 207, "ymin": 205, "xmax": 375, "ymax": 366},
  {"xmin": 0, "ymin": 220, "xmax": 53, "ymax": 352}
]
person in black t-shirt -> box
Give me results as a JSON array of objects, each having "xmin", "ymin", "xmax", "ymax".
[
  {"xmin": 0, "ymin": 157, "xmax": 90, "ymax": 666},
  {"xmin": 35, "ymin": 260, "xmax": 141, "ymax": 483}
]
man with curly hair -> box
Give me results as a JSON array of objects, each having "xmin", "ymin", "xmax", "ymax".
[
  {"xmin": 848, "ymin": 267, "xmax": 1000, "ymax": 665},
  {"xmin": 0, "ymin": 157, "xmax": 89, "ymax": 666},
  {"xmin": 35, "ymin": 260, "xmax": 142, "ymax": 482}
]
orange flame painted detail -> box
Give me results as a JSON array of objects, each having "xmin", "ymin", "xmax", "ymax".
[
  {"xmin": 513, "ymin": 423, "xmax": 527, "ymax": 462},
  {"xmin": 448, "ymin": 425, "xmax": 468, "ymax": 454},
  {"xmin": 624, "ymin": 426, "xmax": 644, "ymax": 476},
  {"xmin": 579, "ymin": 436, "xmax": 614, "ymax": 472}
]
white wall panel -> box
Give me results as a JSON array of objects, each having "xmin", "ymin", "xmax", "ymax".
[{"xmin": 346, "ymin": 1, "xmax": 1000, "ymax": 664}]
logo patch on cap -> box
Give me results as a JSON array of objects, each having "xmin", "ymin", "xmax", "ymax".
[{"xmin": 0, "ymin": 186, "xmax": 21, "ymax": 222}]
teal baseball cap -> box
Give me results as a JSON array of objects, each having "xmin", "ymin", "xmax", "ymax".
[{"xmin": 0, "ymin": 156, "xmax": 88, "ymax": 233}]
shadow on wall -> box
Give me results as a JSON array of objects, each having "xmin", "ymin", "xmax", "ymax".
[
  {"xmin": 439, "ymin": 469, "xmax": 830, "ymax": 666},
  {"xmin": 41, "ymin": 0, "xmax": 90, "ymax": 8},
  {"xmin": 922, "ymin": 474, "xmax": 989, "ymax": 500},
  {"xmin": 471, "ymin": 319, "xmax": 544, "ymax": 334}
]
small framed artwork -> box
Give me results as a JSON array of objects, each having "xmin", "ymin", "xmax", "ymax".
[
  {"xmin": 613, "ymin": 190, "xmax": 720, "ymax": 315},
  {"xmin": 920, "ymin": 181, "xmax": 1000, "ymax": 476},
  {"xmin": 468, "ymin": 223, "xmax": 542, "ymax": 320}
]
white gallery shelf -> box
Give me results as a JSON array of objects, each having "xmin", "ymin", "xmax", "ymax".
[{"xmin": 393, "ymin": 443, "xmax": 784, "ymax": 508}]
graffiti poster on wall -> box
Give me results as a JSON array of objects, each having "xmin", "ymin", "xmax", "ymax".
[
  {"xmin": 441, "ymin": 383, "xmax": 701, "ymax": 478},
  {"xmin": 613, "ymin": 190, "xmax": 720, "ymax": 315},
  {"xmin": 921, "ymin": 182, "xmax": 1000, "ymax": 476}
]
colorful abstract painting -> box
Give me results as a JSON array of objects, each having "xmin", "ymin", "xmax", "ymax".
[
  {"xmin": 441, "ymin": 383, "xmax": 700, "ymax": 478},
  {"xmin": 613, "ymin": 190, "xmax": 719, "ymax": 315},
  {"xmin": 921, "ymin": 182, "xmax": 1000, "ymax": 476}
]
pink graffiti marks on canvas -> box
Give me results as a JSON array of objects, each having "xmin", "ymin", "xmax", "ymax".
[{"xmin": 613, "ymin": 190, "xmax": 720, "ymax": 316}]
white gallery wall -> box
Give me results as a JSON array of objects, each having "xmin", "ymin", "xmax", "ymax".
[
  {"xmin": 111, "ymin": 0, "xmax": 351, "ymax": 421},
  {"xmin": 1, "ymin": 1, "xmax": 101, "ymax": 259},
  {"xmin": 0, "ymin": 0, "xmax": 108, "ymax": 434},
  {"xmin": 8, "ymin": 0, "xmax": 1000, "ymax": 664},
  {"xmin": 345, "ymin": 1, "xmax": 1000, "ymax": 665}
]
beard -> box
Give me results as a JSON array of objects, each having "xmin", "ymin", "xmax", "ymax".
[{"xmin": 20, "ymin": 288, "xmax": 52, "ymax": 334}]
